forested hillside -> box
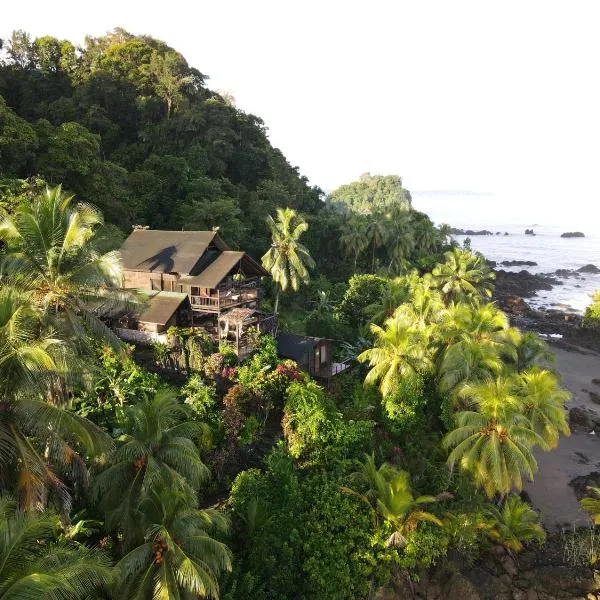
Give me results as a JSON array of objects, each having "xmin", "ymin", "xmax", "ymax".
[
  {"xmin": 0, "ymin": 29, "xmax": 450, "ymax": 283},
  {"xmin": 0, "ymin": 28, "xmax": 322, "ymax": 256}
]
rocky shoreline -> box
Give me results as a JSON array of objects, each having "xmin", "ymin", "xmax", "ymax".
[{"xmin": 492, "ymin": 266, "xmax": 600, "ymax": 353}]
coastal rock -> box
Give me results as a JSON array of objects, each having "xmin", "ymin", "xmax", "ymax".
[
  {"xmin": 569, "ymin": 472, "xmax": 600, "ymax": 500},
  {"xmin": 589, "ymin": 391, "xmax": 600, "ymax": 405},
  {"xmin": 554, "ymin": 269, "xmax": 581, "ymax": 278},
  {"xmin": 569, "ymin": 406, "xmax": 594, "ymax": 430},
  {"xmin": 525, "ymin": 229, "xmax": 536, "ymax": 236},
  {"xmin": 503, "ymin": 295, "xmax": 532, "ymax": 316},
  {"xmin": 451, "ymin": 228, "xmax": 493, "ymax": 236},
  {"xmin": 443, "ymin": 574, "xmax": 481, "ymax": 600},
  {"xmin": 493, "ymin": 270, "xmax": 557, "ymax": 301},
  {"xmin": 578, "ymin": 264, "xmax": 600, "ymax": 274},
  {"xmin": 501, "ymin": 260, "xmax": 538, "ymax": 267},
  {"xmin": 561, "ymin": 231, "xmax": 585, "ymax": 238}
]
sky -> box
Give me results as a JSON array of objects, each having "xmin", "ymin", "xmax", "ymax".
[{"xmin": 3, "ymin": 0, "xmax": 600, "ymax": 227}]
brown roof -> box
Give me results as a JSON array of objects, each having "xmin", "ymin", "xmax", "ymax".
[
  {"xmin": 180, "ymin": 251, "xmax": 244, "ymax": 288},
  {"xmin": 137, "ymin": 291, "xmax": 189, "ymax": 325},
  {"xmin": 120, "ymin": 230, "xmax": 229, "ymax": 274}
]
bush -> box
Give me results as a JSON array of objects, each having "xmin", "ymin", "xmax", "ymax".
[
  {"xmin": 336, "ymin": 274, "xmax": 388, "ymax": 329},
  {"xmin": 283, "ymin": 381, "xmax": 339, "ymax": 458},
  {"xmin": 583, "ymin": 291, "xmax": 600, "ymax": 329}
]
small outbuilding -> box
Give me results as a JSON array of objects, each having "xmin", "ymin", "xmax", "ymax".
[{"xmin": 276, "ymin": 333, "xmax": 335, "ymax": 378}]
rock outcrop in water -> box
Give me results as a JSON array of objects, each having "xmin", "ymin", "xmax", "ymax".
[
  {"xmin": 578, "ymin": 264, "xmax": 600, "ymax": 273},
  {"xmin": 450, "ymin": 228, "xmax": 493, "ymax": 236},
  {"xmin": 561, "ymin": 231, "xmax": 585, "ymax": 238}
]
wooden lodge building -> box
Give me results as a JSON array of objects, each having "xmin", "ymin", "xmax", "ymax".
[{"xmin": 115, "ymin": 229, "xmax": 276, "ymax": 353}]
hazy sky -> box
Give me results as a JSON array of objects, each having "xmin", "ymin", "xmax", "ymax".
[{"xmin": 3, "ymin": 1, "xmax": 599, "ymax": 226}]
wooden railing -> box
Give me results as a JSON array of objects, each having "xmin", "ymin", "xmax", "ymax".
[{"xmin": 189, "ymin": 288, "xmax": 258, "ymax": 312}]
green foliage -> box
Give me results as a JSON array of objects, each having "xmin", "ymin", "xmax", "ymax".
[
  {"xmin": 484, "ymin": 495, "xmax": 545, "ymax": 552},
  {"xmin": 0, "ymin": 495, "xmax": 111, "ymax": 599},
  {"xmin": 580, "ymin": 486, "xmax": 600, "ymax": 525},
  {"xmin": 583, "ymin": 291, "xmax": 600, "ymax": 329},
  {"xmin": 328, "ymin": 173, "xmax": 411, "ymax": 214},
  {"xmin": 432, "ymin": 247, "xmax": 495, "ymax": 302},
  {"xmin": 283, "ymin": 381, "xmax": 339, "ymax": 458},
  {"xmin": 116, "ymin": 487, "xmax": 231, "ymax": 600},
  {"xmin": 336, "ymin": 274, "xmax": 388, "ymax": 329},
  {"xmin": 93, "ymin": 389, "xmax": 211, "ymax": 547},
  {"xmin": 228, "ymin": 453, "xmax": 376, "ymax": 600},
  {"xmin": 0, "ymin": 28, "xmax": 323, "ymax": 251},
  {"xmin": 262, "ymin": 207, "xmax": 315, "ymax": 313}
]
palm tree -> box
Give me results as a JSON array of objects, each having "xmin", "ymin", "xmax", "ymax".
[
  {"xmin": 0, "ymin": 185, "xmax": 135, "ymax": 354},
  {"xmin": 93, "ymin": 389, "xmax": 210, "ymax": 548},
  {"xmin": 443, "ymin": 376, "xmax": 546, "ymax": 497},
  {"xmin": 377, "ymin": 470, "xmax": 442, "ymax": 547},
  {"xmin": 438, "ymin": 340, "xmax": 504, "ymax": 396},
  {"xmin": 116, "ymin": 488, "xmax": 231, "ymax": 599},
  {"xmin": 516, "ymin": 368, "xmax": 570, "ymax": 448},
  {"xmin": 358, "ymin": 312, "xmax": 431, "ymax": 398},
  {"xmin": 432, "ymin": 247, "xmax": 495, "ymax": 302},
  {"xmin": 512, "ymin": 331, "xmax": 554, "ymax": 372},
  {"xmin": 342, "ymin": 455, "xmax": 441, "ymax": 547},
  {"xmin": 394, "ymin": 282, "xmax": 445, "ymax": 332},
  {"xmin": 366, "ymin": 210, "xmax": 389, "ymax": 273},
  {"xmin": 580, "ymin": 487, "xmax": 600, "ymax": 524},
  {"xmin": 485, "ymin": 495, "xmax": 545, "ymax": 552},
  {"xmin": 365, "ymin": 277, "xmax": 410, "ymax": 324},
  {"xmin": 436, "ymin": 303, "xmax": 517, "ymax": 395},
  {"xmin": 384, "ymin": 208, "xmax": 415, "ymax": 274},
  {"xmin": 340, "ymin": 215, "xmax": 368, "ymax": 272},
  {"xmin": 0, "ymin": 286, "xmax": 110, "ymax": 510},
  {"xmin": 0, "ymin": 495, "xmax": 111, "ymax": 599},
  {"xmin": 261, "ymin": 207, "xmax": 315, "ymax": 314}
]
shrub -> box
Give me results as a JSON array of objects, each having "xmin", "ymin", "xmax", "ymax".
[
  {"xmin": 583, "ymin": 291, "xmax": 600, "ymax": 329},
  {"xmin": 283, "ymin": 381, "xmax": 339, "ymax": 458}
]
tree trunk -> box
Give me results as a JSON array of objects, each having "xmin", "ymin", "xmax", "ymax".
[
  {"xmin": 166, "ymin": 97, "xmax": 172, "ymax": 119},
  {"xmin": 274, "ymin": 289, "xmax": 280, "ymax": 315},
  {"xmin": 371, "ymin": 238, "xmax": 376, "ymax": 273}
]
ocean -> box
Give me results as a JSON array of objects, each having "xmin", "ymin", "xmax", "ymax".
[{"xmin": 451, "ymin": 225, "xmax": 600, "ymax": 313}]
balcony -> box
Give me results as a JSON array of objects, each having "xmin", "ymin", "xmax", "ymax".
[{"xmin": 189, "ymin": 288, "xmax": 259, "ymax": 313}]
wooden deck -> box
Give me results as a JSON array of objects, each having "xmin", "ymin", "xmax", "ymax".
[{"xmin": 189, "ymin": 289, "xmax": 258, "ymax": 313}]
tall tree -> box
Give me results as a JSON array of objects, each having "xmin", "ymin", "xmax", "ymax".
[
  {"xmin": 0, "ymin": 495, "xmax": 111, "ymax": 599},
  {"xmin": 340, "ymin": 215, "xmax": 368, "ymax": 272},
  {"xmin": 358, "ymin": 312, "xmax": 431, "ymax": 398},
  {"xmin": 443, "ymin": 377, "xmax": 546, "ymax": 497},
  {"xmin": 432, "ymin": 247, "xmax": 495, "ymax": 302},
  {"xmin": 261, "ymin": 207, "xmax": 315, "ymax": 314},
  {"xmin": 93, "ymin": 389, "xmax": 210, "ymax": 549},
  {"xmin": 116, "ymin": 487, "xmax": 231, "ymax": 599},
  {"xmin": 149, "ymin": 51, "xmax": 194, "ymax": 119},
  {"xmin": 0, "ymin": 185, "xmax": 135, "ymax": 355},
  {"xmin": 0, "ymin": 286, "xmax": 110, "ymax": 510}
]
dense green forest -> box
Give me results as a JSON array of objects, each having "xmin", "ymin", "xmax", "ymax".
[{"xmin": 0, "ymin": 29, "xmax": 582, "ymax": 600}]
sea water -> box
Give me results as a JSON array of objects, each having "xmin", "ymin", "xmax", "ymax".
[{"xmin": 451, "ymin": 225, "xmax": 600, "ymax": 313}]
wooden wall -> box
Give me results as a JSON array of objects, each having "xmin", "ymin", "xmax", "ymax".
[{"xmin": 123, "ymin": 270, "xmax": 180, "ymax": 290}]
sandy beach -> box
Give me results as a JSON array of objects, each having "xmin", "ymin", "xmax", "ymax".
[{"xmin": 524, "ymin": 342, "xmax": 600, "ymax": 528}]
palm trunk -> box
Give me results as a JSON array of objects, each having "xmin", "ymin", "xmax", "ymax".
[
  {"xmin": 274, "ymin": 289, "xmax": 280, "ymax": 315},
  {"xmin": 371, "ymin": 239, "xmax": 376, "ymax": 273}
]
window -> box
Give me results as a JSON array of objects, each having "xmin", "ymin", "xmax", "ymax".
[{"xmin": 320, "ymin": 344, "xmax": 327, "ymax": 364}]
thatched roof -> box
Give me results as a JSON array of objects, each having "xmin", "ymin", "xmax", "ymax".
[{"xmin": 120, "ymin": 230, "xmax": 228, "ymax": 274}]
